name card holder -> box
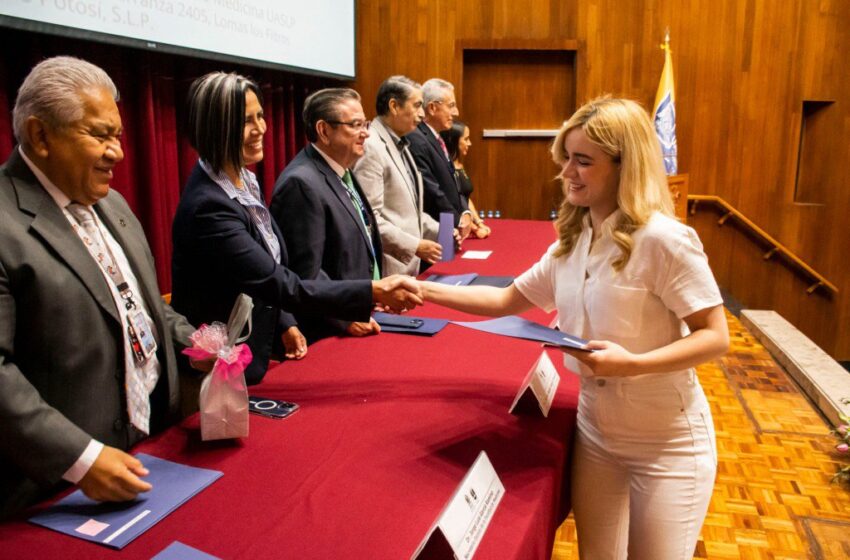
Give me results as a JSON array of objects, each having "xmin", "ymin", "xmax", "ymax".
[
  {"xmin": 411, "ymin": 451, "xmax": 505, "ymax": 560},
  {"xmin": 509, "ymin": 351, "xmax": 560, "ymax": 417}
]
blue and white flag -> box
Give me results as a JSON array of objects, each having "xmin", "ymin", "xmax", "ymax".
[{"xmin": 653, "ymin": 35, "xmax": 677, "ymax": 175}]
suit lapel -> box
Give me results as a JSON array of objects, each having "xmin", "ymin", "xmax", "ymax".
[
  {"xmin": 96, "ymin": 195, "xmax": 161, "ymax": 321},
  {"xmin": 306, "ymin": 145, "xmax": 373, "ymax": 252},
  {"xmin": 420, "ymin": 123, "xmax": 453, "ymax": 174},
  {"xmin": 375, "ymin": 120, "xmax": 418, "ymax": 204},
  {"xmin": 9, "ymin": 152, "xmax": 122, "ymax": 326}
]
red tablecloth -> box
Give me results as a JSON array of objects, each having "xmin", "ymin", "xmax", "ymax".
[{"xmin": 0, "ymin": 219, "xmax": 579, "ymax": 559}]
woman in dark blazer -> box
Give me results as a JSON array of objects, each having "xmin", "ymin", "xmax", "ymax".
[{"xmin": 171, "ymin": 72, "xmax": 421, "ymax": 384}]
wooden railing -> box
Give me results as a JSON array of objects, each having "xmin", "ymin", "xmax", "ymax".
[{"xmin": 687, "ymin": 194, "xmax": 837, "ymax": 296}]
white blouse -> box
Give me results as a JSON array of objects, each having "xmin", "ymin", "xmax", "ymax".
[{"xmin": 515, "ymin": 211, "xmax": 723, "ymax": 378}]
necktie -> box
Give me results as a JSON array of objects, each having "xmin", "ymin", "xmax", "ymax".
[
  {"xmin": 66, "ymin": 203, "xmax": 153, "ymax": 433},
  {"xmin": 341, "ymin": 171, "xmax": 380, "ymax": 280},
  {"xmin": 437, "ymin": 136, "xmax": 451, "ymax": 161}
]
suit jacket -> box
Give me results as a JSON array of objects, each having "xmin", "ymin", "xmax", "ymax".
[
  {"xmin": 353, "ymin": 118, "xmax": 439, "ymax": 276},
  {"xmin": 172, "ymin": 162, "xmax": 373, "ymax": 379},
  {"xmin": 270, "ymin": 145, "xmax": 382, "ymax": 342},
  {"xmin": 406, "ymin": 122, "xmax": 467, "ymax": 226},
  {"xmin": 0, "ymin": 149, "xmax": 195, "ymax": 518}
]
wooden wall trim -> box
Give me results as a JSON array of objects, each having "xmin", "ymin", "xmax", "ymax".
[{"xmin": 457, "ymin": 39, "xmax": 580, "ymax": 51}]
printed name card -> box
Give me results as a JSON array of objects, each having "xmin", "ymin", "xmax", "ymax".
[
  {"xmin": 509, "ymin": 351, "xmax": 560, "ymax": 417},
  {"xmin": 412, "ymin": 451, "xmax": 505, "ymax": 560}
]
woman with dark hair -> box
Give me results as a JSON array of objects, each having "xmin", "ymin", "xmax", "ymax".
[
  {"xmin": 440, "ymin": 120, "xmax": 490, "ymax": 239},
  {"xmin": 171, "ymin": 72, "xmax": 422, "ymax": 385}
]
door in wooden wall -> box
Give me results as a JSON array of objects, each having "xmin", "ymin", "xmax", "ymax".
[{"xmin": 461, "ymin": 49, "xmax": 576, "ymax": 220}]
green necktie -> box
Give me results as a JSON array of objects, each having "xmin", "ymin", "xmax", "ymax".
[{"xmin": 342, "ymin": 171, "xmax": 380, "ymax": 280}]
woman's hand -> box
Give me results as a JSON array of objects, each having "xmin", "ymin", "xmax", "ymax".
[
  {"xmin": 281, "ymin": 326, "xmax": 308, "ymax": 360},
  {"xmin": 561, "ymin": 340, "xmax": 637, "ymax": 377}
]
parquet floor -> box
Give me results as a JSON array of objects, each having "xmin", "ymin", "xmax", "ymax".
[{"xmin": 551, "ymin": 311, "xmax": 850, "ymax": 559}]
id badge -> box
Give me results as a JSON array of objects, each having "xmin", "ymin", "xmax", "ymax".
[{"xmin": 129, "ymin": 310, "xmax": 157, "ymax": 361}]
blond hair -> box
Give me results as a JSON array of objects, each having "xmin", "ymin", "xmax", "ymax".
[{"xmin": 550, "ymin": 96, "xmax": 674, "ymax": 270}]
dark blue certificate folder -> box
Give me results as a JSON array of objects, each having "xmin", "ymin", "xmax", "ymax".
[
  {"xmin": 426, "ymin": 273, "xmax": 514, "ymax": 288},
  {"xmin": 29, "ymin": 454, "xmax": 222, "ymax": 549},
  {"xmin": 374, "ymin": 312, "xmax": 449, "ymax": 336},
  {"xmin": 452, "ymin": 315, "xmax": 590, "ymax": 351}
]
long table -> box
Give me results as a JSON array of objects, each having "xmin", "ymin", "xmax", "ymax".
[{"xmin": 0, "ymin": 219, "xmax": 580, "ymax": 559}]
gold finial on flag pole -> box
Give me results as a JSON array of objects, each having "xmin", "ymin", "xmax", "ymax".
[{"xmin": 662, "ymin": 28, "xmax": 670, "ymax": 51}]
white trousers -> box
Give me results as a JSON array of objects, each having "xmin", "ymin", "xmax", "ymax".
[{"xmin": 571, "ymin": 370, "xmax": 717, "ymax": 560}]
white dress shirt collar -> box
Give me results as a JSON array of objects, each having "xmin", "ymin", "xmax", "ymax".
[{"xmin": 312, "ymin": 144, "xmax": 346, "ymax": 178}]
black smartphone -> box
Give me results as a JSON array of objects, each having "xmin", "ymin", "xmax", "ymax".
[
  {"xmin": 377, "ymin": 316, "xmax": 425, "ymax": 329},
  {"xmin": 248, "ymin": 396, "xmax": 299, "ymax": 419}
]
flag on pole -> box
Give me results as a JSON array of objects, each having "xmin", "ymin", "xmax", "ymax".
[{"xmin": 653, "ymin": 31, "xmax": 677, "ymax": 175}]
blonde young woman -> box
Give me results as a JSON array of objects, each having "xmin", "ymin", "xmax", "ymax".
[{"xmin": 419, "ymin": 97, "xmax": 728, "ymax": 559}]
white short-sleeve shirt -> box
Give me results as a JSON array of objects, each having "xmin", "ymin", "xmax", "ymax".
[{"xmin": 515, "ymin": 210, "xmax": 723, "ymax": 377}]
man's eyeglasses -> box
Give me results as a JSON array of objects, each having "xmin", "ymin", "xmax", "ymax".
[
  {"xmin": 434, "ymin": 100, "xmax": 457, "ymax": 109},
  {"xmin": 326, "ymin": 119, "xmax": 371, "ymax": 132}
]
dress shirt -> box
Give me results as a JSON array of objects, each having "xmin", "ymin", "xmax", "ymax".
[
  {"xmin": 515, "ymin": 210, "xmax": 723, "ymax": 378},
  {"xmin": 199, "ymin": 160, "xmax": 281, "ymax": 263},
  {"xmin": 384, "ymin": 123, "xmax": 418, "ymax": 193}
]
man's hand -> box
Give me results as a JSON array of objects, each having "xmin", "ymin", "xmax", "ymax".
[
  {"xmin": 281, "ymin": 325, "xmax": 308, "ymax": 360},
  {"xmin": 458, "ymin": 213, "xmax": 473, "ymax": 241},
  {"xmin": 371, "ymin": 275, "xmax": 423, "ymax": 313},
  {"xmin": 77, "ymin": 446, "xmax": 152, "ymax": 502},
  {"xmin": 561, "ymin": 340, "xmax": 636, "ymax": 377},
  {"xmin": 415, "ymin": 239, "xmax": 442, "ymax": 264},
  {"xmin": 346, "ymin": 317, "xmax": 381, "ymax": 337}
]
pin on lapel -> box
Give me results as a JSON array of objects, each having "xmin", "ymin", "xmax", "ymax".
[{"xmin": 119, "ymin": 219, "xmax": 126, "ymax": 227}]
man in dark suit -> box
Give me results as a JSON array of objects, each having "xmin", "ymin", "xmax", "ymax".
[
  {"xmin": 405, "ymin": 78, "xmax": 472, "ymax": 241},
  {"xmin": 271, "ymin": 88, "xmax": 384, "ymax": 342},
  {"xmin": 0, "ymin": 57, "xmax": 205, "ymax": 518}
]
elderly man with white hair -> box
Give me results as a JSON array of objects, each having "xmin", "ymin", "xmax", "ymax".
[
  {"xmin": 0, "ymin": 56, "xmax": 205, "ymax": 518},
  {"xmin": 405, "ymin": 78, "xmax": 473, "ymax": 244}
]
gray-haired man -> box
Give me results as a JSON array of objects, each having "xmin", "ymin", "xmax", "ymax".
[
  {"xmin": 405, "ymin": 78, "xmax": 472, "ymax": 241},
  {"xmin": 0, "ymin": 56, "xmax": 204, "ymax": 518}
]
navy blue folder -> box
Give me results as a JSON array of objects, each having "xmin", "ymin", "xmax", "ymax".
[
  {"xmin": 425, "ymin": 273, "xmax": 478, "ymax": 286},
  {"xmin": 426, "ymin": 273, "xmax": 514, "ymax": 288},
  {"xmin": 29, "ymin": 454, "xmax": 222, "ymax": 549},
  {"xmin": 374, "ymin": 312, "xmax": 449, "ymax": 336},
  {"xmin": 452, "ymin": 315, "xmax": 590, "ymax": 351}
]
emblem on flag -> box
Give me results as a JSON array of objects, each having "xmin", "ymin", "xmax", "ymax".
[{"xmin": 653, "ymin": 32, "xmax": 677, "ymax": 175}]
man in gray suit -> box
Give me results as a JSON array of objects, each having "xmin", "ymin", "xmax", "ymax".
[
  {"xmin": 353, "ymin": 76, "xmax": 442, "ymax": 276},
  {"xmin": 0, "ymin": 57, "xmax": 204, "ymax": 518}
]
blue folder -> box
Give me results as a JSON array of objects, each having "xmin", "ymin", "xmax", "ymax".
[
  {"xmin": 374, "ymin": 312, "xmax": 449, "ymax": 336},
  {"xmin": 152, "ymin": 541, "xmax": 221, "ymax": 560},
  {"xmin": 452, "ymin": 315, "xmax": 590, "ymax": 351},
  {"xmin": 438, "ymin": 212, "xmax": 455, "ymax": 261},
  {"xmin": 426, "ymin": 273, "xmax": 514, "ymax": 288},
  {"xmin": 29, "ymin": 454, "xmax": 222, "ymax": 549},
  {"xmin": 425, "ymin": 273, "xmax": 478, "ymax": 286}
]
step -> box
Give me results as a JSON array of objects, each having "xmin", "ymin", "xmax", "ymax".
[{"xmin": 741, "ymin": 310, "xmax": 850, "ymax": 427}]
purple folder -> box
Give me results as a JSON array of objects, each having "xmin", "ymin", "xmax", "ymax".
[
  {"xmin": 438, "ymin": 212, "xmax": 455, "ymax": 262},
  {"xmin": 452, "ymin": 315, "xmax": 590, "ymax": 351},
  {"xmin": 29, "ymin": 454, "xmax": 222, "ymax": 549}
]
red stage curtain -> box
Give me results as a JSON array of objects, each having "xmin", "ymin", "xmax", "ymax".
[{"xmin": 0, "ymin": 29, "xmax": 327, "ymax": 292}]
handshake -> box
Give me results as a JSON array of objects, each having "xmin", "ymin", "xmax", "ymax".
[{"xmin": 371, "ymin": 275, "xmax": 424, "ymax": 313}]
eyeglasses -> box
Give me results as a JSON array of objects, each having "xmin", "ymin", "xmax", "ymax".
[
  {"xmin": 434, "ymin": 100, "xmax": 457, "ymax": 109},
  {"xmin": 326, "ymin": 119, "xmax": 371, "ymax": 132}
]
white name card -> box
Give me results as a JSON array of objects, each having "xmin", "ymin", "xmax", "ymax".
[
  {"xmin": 460, "ymin": 250, "xmax": 492, "ymax": 260},
  {"xmin": 412, "ymin": 451, "xmax": 505, "ymax": 560},
  {"xmin": 509, "ymin": 351, "xmax": 560, "ymax": 417}
]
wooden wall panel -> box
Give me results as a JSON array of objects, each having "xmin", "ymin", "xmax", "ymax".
[{"xmin": 354, "ymin": 0, "xmax": 850, "ymax": 361}]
